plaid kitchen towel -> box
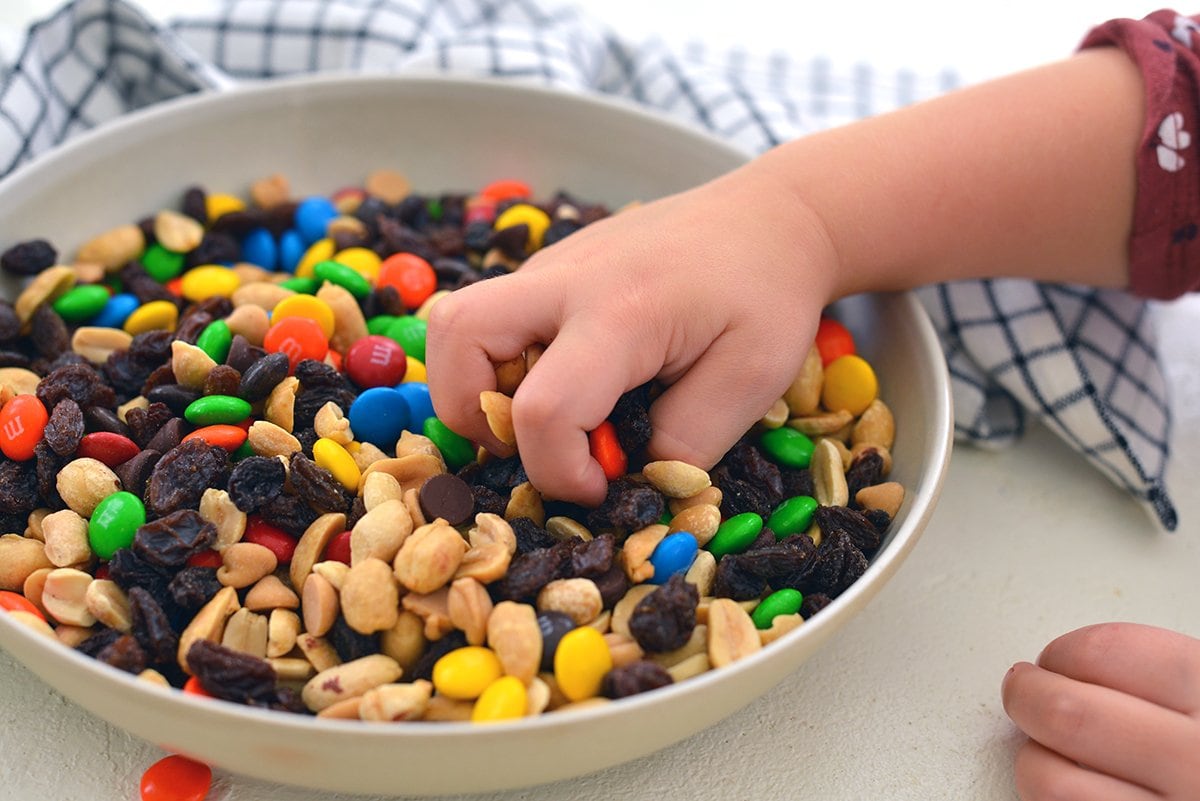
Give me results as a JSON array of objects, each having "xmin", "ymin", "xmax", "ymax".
[{"xmin": 0, "ymin": 0, "xmax": 1178, "ymax": 530}]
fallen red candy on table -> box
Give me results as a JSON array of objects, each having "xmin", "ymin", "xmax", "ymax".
[{"xmin": 140, "ymin": 754, "xmax": 212, "ymax": 801}]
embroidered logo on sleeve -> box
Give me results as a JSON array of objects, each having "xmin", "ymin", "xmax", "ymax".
[{"xmin": 1156, "ymin": 111, "xmax": 1190, "ymax": 172}]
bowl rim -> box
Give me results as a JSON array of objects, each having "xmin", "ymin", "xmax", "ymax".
[{"xmin": 0, "ymin": 72, "xmax": 954, "ymax": 744}]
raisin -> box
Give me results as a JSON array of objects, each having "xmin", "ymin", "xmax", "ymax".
[
  {"xmin": 294, "ymin": 359, "xmax": 349, "ymax": 390},
  {"xmin": 185, "ymin": 231, "xmax": 240, "ymax": 270},
  {"xmin": 813, "ymin": 504, "xmax": 882, "ymax": 555},
  {"xmin": 568, "ymin": 533, "xmax": 615, "ymax": 578},
  {"xmin": 510, "ymin": 517, "xmax": 558, "ymax": 556},
  {"xmin": 345, "ymin": 496, "xmax": 367, "ymax": 530},
  {"xmin": 809, "ymin": 530, "xmax": 868, "ymax": 597},
  {"xmin": 257, "ymin": 492, "xmax": 320, "ymax": 537},
  {"xmin": 720, "ymin": 440, "xmax": 784, "ymax": 507},
  {"xmin": 608, "ymin": 384, "xmax": 653, "ymax": 456},
  {"xmin": 628, "ymin": 573, "xmax": 698, "ymax": 653},
  {"xmin": 487, "ymin": 223, "xmax": 528, "ymax": 259},
  {"xmin": 125, "ymin": 402, "xmax": 174, "ymax": 448},
  {"xmin": 186, "ymin": 639, "xmax": 276, "ymax": 705},
  {"xmin": 712, "ymin": 556, "xmax": 768, "ymax": 601},
  {"xmin": 0, "ymin": 301, "xmax": 21, "ymax": 342},
  {"xmin": 254, "ymin": 686, "xmax": 308, "ymax": 715},
  {"xmin": 845, "ymin": 449, "xmax": 885, "ymax": 500},
  {"xmin": 76, "ymin": 627, "xmax": 123, "ymax": 659},
  {"xmin": 473, "ymin": 456, "xmax": 529, "ymax": 493},
  {"xmin": 494, "ymin": 546, "xmax": 570, "ymax": 601},
  {"xmin": 288, "ymin": 452, "xmax": 350, "ymax": 513},
  {"xmin": 29, "ymin": 304, "xmax": 69, "ymax": 360},
  {"xmin": 102, "ymin": 350, "xmax": 150, "ymax": 400},
  {"xmin": 181, "ymin": 186, "xmax": 207, "ymax": 223},
  {"xmin": 127, "ymin": 330, "xmax": 174, "ymax": 368},
  {"xmin": 227, "ymin": 456, "xmax": 286, "ymax": 513},
  {"xmin": 327, "ymin": 615, "xmax": 380, "ymax": 663},
  {"xmin": 173, "ymin": 309, "xmax": 212, "ymax": 345},
  {"xmin": 587, "ymin": 480, "xmax": 665, "ymax": 532},
  {"xmin": 120, "ymin": 263, "xmax": 178, "ymax": 306},
  {"xmin": 780, "ymin": 467, "xmax": 815, "ymax": 500},
  {"xmin": 143, "ymin": 439, "xmax": 230, "ymax": 517},
  {"xmin": 1, "ymin": 238, "xmax": 56, "ymax": 276},
  {"xmin": 715, "ymin": 476, "xmax": 773, "ymax": 520},
  {"xmin": 863, "ymin": 508, "xmax": 892, "ymax": 535},
  {"xmin": 292, "ymin": 384, "xmax": 356, "ymax": 432},
  {"xmin": 168, "ymin": 566, "xmax": 223, "ymax": 610},
  {"xmin": 33, "ymin": 440, "xmax": 68, "ymax": 509},
  {"xmin": 602, "ymin": 660, "xmax": 674, "ymax": 699},
  {"xmin": 107, "ymin": 548, "xmax": 174, "ymax": 601},
  {"xmin": 127, "ymin": 586, "xmax": 179, "ymax": 665},
  {"xmin": 591, "ymin": 563, "xmax": 632, "ymax": 610},
  {"xmin": 36, "ymin": 362, "xmax": 115, "ymax": 412},
  {"xmin": 0, "ymin": 458, "xmax": 40, "ymax": 515},
  {"xmin": 0, "ymin": 349, "xmax": 30, "ymax": 368},
  {"xmin": 202, "ymin": 364, "xmax": 242, "ymax": 397},
  {"xmin": 42, "ymin": 398, "xmax": 84, "ymax": 456},
  {"xmin": 96, "ymin": 634, "xmax": 148, "ymax": 675},
  {"xmin": 800, "ymin": 593, "xmax": 833, "ymax": 619},
  {"xmin": 470, "ymin": 484, "xmax": 507, "ymax": 517},
  {"xmin": 133, "ymin": 508, "xmax": 217, "ymax": 568}
]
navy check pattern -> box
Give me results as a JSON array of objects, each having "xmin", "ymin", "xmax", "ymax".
[{"xmin": 0, "ymin": 0, "xmax": 1178, "ymax": 529}]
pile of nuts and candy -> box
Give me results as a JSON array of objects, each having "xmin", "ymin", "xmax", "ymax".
[{"xmin": 0, "ymin": 170, "xmax": 904, "ymax": 724}]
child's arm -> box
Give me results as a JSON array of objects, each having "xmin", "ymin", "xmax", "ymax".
[
  {"xmin": 425, "ymin": 47, "xmax": 1144, "ymax": 505},
  {"xmin": 1002, "ymin": 622, "xmax": 1200, "ymax": 799}
]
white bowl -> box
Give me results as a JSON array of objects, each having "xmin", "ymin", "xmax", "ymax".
[{"xmin": 0, "ymin": 74, "xmax": 952, "ymax": 796}]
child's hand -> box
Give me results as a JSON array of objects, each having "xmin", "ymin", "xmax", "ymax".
[
  {"xmin": 1001, "ymin": 622, "xmax": 1200, "ymax": 800},
  {"xmin": 426, "ymin": 163, "xmax": 840, "ymax": 505}
]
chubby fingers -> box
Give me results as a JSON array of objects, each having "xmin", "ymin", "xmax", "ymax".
[
  {"xmin": 1002, "ymin": 660, "xmax": 1197, "ymax": 792},
  {"xmin": 647, "ymin": 328, "xmax": 808, "ymax": 469},
  {"xmin": 1011, "ymin": 739, "xmax": 1161, "ymax": 801},
  {"xmin": 510, "ymin": 315, "xmax": 663, "ymax": 505},
  {"xmin": 1035, "ymin": 622, "xmax": 1200, "ymax": 715},
  {"xmin": 425, "ymin": 275, "xmax": 559, "ymax": 454}
]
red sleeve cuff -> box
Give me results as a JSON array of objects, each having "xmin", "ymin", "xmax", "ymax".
[{"xmin": 1081, "ymin": 10, "xmax": 1200, "ymax": 300}]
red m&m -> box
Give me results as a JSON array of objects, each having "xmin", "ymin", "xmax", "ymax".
[{"xmin": 343, "ymin": 335, "xmax": 408, "ymax": 388}]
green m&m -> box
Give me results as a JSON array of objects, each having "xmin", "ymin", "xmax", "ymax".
[{"xmin": 88, "ymin": 491, "xmax": 146, "ymax": 559}]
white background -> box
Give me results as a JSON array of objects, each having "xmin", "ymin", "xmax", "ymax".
[{"xmin": 0, "ymin": 0, "xmax": 1175, "ymax": 82}]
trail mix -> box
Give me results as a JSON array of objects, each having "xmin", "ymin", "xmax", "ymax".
[{"xmin": 0, "ymin": 171, "xmax": 903, "ymax": 722}]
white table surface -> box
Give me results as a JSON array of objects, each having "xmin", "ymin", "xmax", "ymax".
[{"xmin": 2, "ymin": 2, "xmax": 1198, "ymax": 800}]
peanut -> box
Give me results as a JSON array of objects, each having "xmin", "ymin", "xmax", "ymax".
[
  {"xmin": 317, "ymin": 282, "xmax": 369, "ymax": 355},
  {"xmin": 545, "ymin": 516, "xmax": 593, "ymax": 543},
  {"xmin": 224, "ymin": 303, "xmax": 270, "ymax": 346},
  {"xmin": 170, "ymin": 340, "xmax": 217, "ymax": 391},
  {"xmin": 296, "ymin": 633, "xmax": 342, "ymax": 673},
  {"xmin": 301, "ymin": 572, "xmax": 340, "ymax": 638},
  {"xmin": 217, "ymin": 542, "xmax": 278, "ymax": 589},
  {"xmin": 486, "ymin": 601, "xmax": 542, "ymax": 685},
  {"xmin": 154, "ymin": 209, "xmax": 205, "ymax": 253},
  {"xmin": 56, "ymin": 458, "xmax": 121, "ymax": 517},
  {"xmin": 855, "ymin": 481, "xmax": 905, "ymax": 519},
  {"xmin": 619, "ymin": 524, "xmax": 668, "ymax": 583},
  {"xmin": 380, "ymin": 610, "xmax": 428, "ymax": 673},
  {"xmin": 447, "ymin": 577, "xmax": 493, "ymax": 646},
  {"xmin": 393, "ymin": 519, "xmax": 468, "ymax": 594},
  {"xmin": 504, "ymin": 481, "xmax": 545, "ymax": 526},
  {"xmin": 0, "ymin": 534, "xmax": 53, "ymax": 592},
  {"xmin": 811, "ymin": 438, "xmax": 850, "ymax": 507},
  {"xmin": 783, "ymin": 345, "xmax": 823, "ymax": 416},
  {"xmin": 453, "ymin": 541, "xmax": 512, "ymax": 585},
  {"xmin": 313, "ymin": 401, "xmax": 354, "ymax": 446},
  {"xmin": 493, "ymin": 355, "xmax": 526, "ymax": 396},
  {"xmin": 290, "ymin": 512, "xmax": 347, "ymax": 591},
  {"xmin": 199, "ymin": 488, "xmax": 246, "ymax": 551},
  {"xmin": 14, "ymin": 265, "xmax": 74, "ymax": 324},
  {"xmin": 222, "ymin": 608, "xmax": 269, "ymax": 658},
  {"xmin": 467, "ymin": 513, "xmax": 517, "ymax": 553},
  {"xmin": 40, "ymin": 509, "xmax": 92, "ymax": 568},
  {"xmin": 400, "ymin": 587, "xmax": 455, "ymax": 640},
  {"xmin": 341, "ymin": 557, "xmax": 400, "ymax": 635},
  {"xmin": 851, "ymin": 398, "xmax": 896, "ymax": 450},
  {"xmin": 706, "ymin": 598, "xmax": 762, "ymax": 668},
  {"xmin": 642, "ymin": 460, "xmax": 712, "ymax": 499},
  {"xmin": 178, "ymin": 585, "xmax": 240, "ymax": 672},
  {"xmin": 70, "ymin": 326, "xmax": 133, "ymax": 365},
  {"xmin": 684, "ymin": 549, "xmax": 718, "ymax": 596},
  {"xmin": 610, "ymin": 585, "xmax": 657, "ymax": 639},
  {"xmin": 243, "ymin": 574, "xmax": 300, "ymax": 611},
  {"xmin": 77, "ymin": 224, "xmax": 144, "ymax": 272},
  {"xmin": 361, "ymin": 471, "xmax": 404, "ymax": 511},
  {"xmin": 247, "ymin": 419, "xmax": 302, "ymax": 458},
  {"xmin": 359, "ymin": 680, "xmax": 434, "ymax": 722},
  {"xmin": 536, "ymin": 578, "xmax": 603, "ymax": 626},
  {"xmin": 358, "ymin": 453, "xmax": 444, "ymax": 495},
  {"xmin": 267, "ymin": 609, "xmax": 301, "ymax": 658},
  {"xmin": 41, "ymin": 568, "xmax": 96, "ymax": 627},
  {"xmin": 668, "ymin": 485, "xmax": 723, "ymax": 516},
  {"xmin": 264, "ymin": 376, "xmax": 300, "ymax": 432},
  {"xmin": 667, "ymin": 503, "xmax": 721, "ymax": 548},
  {"xmin": 302, "ymin": 654, "xmax": 403, "ymax": 713},
  {"xmin": 350, "ymin": 499, "xmax": 412, "ymax": 564},
  {"xmin": 479, "ymin": 391, "xmax": 516, "ymax": 446},
  {"xmin": 84, "ymin": 578, "xmax": 131, "ymax": 632}
]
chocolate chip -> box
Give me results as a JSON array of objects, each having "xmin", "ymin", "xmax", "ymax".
[{"xmin": 418, "ymin": 473, "xmax": 475, "ymax": 527}]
